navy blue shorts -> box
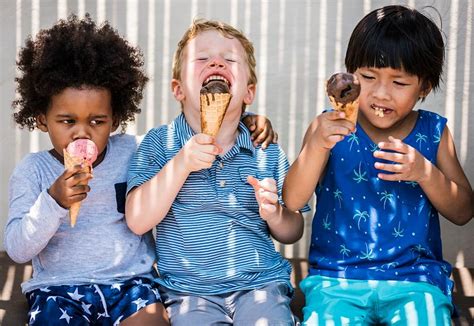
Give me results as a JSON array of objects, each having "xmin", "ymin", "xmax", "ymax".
[{"xmin": 26, "ymin": 277, "xmax": 162, "ymax": 325}]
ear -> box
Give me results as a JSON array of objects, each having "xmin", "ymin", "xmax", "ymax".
[
  {"xmin": 36, "ymin": 114, "xmax": 48, "ymax": 132},
  {"xmin": 420, "ymin": 81, "xmax": 432, "ymax": 100},
  {"xmin": 243, "ymin": 84, "xmax": 256, "ymax": 106},
  {"xmin": 171, "ymin": 79, "xmax": 185, "ymax": 102},
  {"xmin": 111, "ymin": 118, "xmax": 120, "ymax": 133}
]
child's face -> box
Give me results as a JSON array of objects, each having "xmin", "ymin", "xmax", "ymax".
[
  {"xmin": 354, "ymin": 67, "xmax": 429, "ymax": 129},
  {"xmin": 37, "ymin": 87, "xmax": 117, "ymax": 160},
  {"xmin": 173, "ymin": 30, "xmax": 255, "ymax": 113}
]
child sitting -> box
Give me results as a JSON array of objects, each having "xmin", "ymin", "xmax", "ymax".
[
  {"xmin": 126, "ymin": 19, "xmax": 307, "ymax": 325},
  {"xmin": 283, "ymin": 5, "xmax": 473, "ymax": 325}
]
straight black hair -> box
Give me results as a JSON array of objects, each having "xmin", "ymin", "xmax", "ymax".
[{"xmin": 345, "ymin": 5, "xmax": 444, "ymax": 92}]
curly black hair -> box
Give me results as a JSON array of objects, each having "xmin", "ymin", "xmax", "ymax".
[{"xmin": 13, "ymin": 13, "xmax": 148, "ymax": 131}]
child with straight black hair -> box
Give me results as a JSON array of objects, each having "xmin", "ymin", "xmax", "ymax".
[{"xmin": 283, "ymin": 5, "xmax": 473, "ymax": 325}]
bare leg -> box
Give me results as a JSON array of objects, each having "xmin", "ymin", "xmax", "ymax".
[{"xmin": 121, "ymin": 302, "xmax": 170, "ymax": 326}]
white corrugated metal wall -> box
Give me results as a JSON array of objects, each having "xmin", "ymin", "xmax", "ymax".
[{"xmin": 0, "ymin": 0, "xmax": 473, "ymax": 267}]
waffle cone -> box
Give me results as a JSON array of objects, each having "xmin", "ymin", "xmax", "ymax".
[
  {"xmin": 63, "ymin": 149, "xmax": 91, "ymax": 227},
  {"xmin": 200, "ymin": 93, "xmax": 232, "ymax": 137},
  {"xmin": 328, "ymin": 96, "xmax": 359, "ymax": 124}
]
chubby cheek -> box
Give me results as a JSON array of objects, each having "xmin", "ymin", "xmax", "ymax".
[{"xmin": 48, "ymin": 132, "xmax": 71, "ymax": 155}]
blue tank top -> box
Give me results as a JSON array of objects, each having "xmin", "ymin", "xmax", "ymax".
[{"xmin": 308, "ymin": 109, "xmax": 453, "ymax": 297}]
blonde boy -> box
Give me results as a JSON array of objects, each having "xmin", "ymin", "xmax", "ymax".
[{"xmin": 126, "ymin": 19, "xmax": 306, "ymax": 325}]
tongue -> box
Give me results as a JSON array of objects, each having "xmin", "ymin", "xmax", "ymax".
[{"xmin": 201, "ymin": 80, "xmax": 230, "ymax": 94}]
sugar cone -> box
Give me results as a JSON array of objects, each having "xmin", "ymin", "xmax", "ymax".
[
  {"xmin": 200, "ymin": 93, "xmax": 232, "ymax": 137},
  {"xmin": 328, "ymin": 96, "xmax": 359, "ymax": 124},
  {"xmin": 63, "ymin": 149, "xmax": 91, "ymax": 227}
]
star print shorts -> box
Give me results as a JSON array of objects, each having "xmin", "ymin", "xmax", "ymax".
[{"xmin": 26, "ymin": 277, "xmax": 162, "ymax": 325}]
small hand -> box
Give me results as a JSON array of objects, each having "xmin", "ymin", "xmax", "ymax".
[
  {"xmin": 242, "ymin": 114, "xmax": 278, "ymax": 149},
  {"xmin": 182, "ymin": 133, "xmax": 222, "ymax": 172},
  {"xmin": 313, "ymin": 111, "xmax": 355, "ymax": 150},
  {"xmin": 247, "ymin": 175, "xmax": 281, "ymax": 221},
  {"xmin": 48, "ymin": 163, "xmax": 93, "ymax": 209},
  {"xmin": 373, "ymin": 136, "xmax": 429, "ymax": 182}
]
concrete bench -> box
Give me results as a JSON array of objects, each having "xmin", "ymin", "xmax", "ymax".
[{"xmin": 0, "ymin": 253, "xmax": 472, "ymax": 325}]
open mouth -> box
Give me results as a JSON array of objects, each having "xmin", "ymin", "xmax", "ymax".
[
  {"xmin": 202, "ymin": 75, "xmax": 230, "ymax": 87},
  {"xmin": 372, "ymin": 104, "xmax": 391, "ymax": 118}
]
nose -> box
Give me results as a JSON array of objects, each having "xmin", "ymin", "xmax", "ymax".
[
  {"xmin": 372, "ymin": 81, "xmax": 391, "ymax": 101},
  {"xmin": 72, "ymin": 124, "xmax": 92, "ymax": 140},
  {"xmin": 208, "ymin": 57, "xmax": 225, "ymax": 69}
]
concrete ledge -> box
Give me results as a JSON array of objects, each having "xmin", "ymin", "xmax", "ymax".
[{"xmin": 0, "ymin": 253, "xmax": 472, "ymax": 325}]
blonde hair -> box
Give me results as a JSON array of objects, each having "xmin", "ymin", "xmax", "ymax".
[{"xmin": 172, "ymin": 18, "xmax": 257, "ymax": 86}]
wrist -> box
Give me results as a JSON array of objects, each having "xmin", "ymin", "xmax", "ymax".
[
  {"xmin": 309, "ymin": 137, "xmax": 330, "ymax": 154},
  {"xmin": 417, "ymin": 160, "xmax": 434, "ymax": 184},
  {"xmin": 176, "ymin": 149, "xmax": 193, "ymax": 175},
  {"xmin": 264, "ymin": 203, "xmax": 284, "ymax": 224}
]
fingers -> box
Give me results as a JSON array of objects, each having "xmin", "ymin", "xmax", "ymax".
[
  {"xmin": 373, "ymin": 150, "xmax": 406, "ymax": 164},
  {"xmin": 377, "ymin": 137, "xmax": 408, "ymax": 153},
  {"xmin": 245, "ymin": 115, "xmax": 277, "ymax": 149},
  {"xmin": 374, "ymin": 162, "xmax": 406, "ymax": 173},
  {"xmin": 195, "ymin": 133, "xmax": 215, "ymax": 145},
  {"xmin": 247, "ymin": 176, "xmax": 278, "ymax": 202},
  {"xmin": 323, "ymin": 111, "xmax": 356, "ymax": 130},
  {"xmin": 252, "ymin": 126, "xmax": 270, "ymax": 146},
  {"xmin": 325, "ymin": 110, "xmax": 347, "ymax": 120},
  {"xmin": 63, "ymin": 163, "xmax": 89, "ymax": 179},
  {"xmin": 247, "ymin": 121, "xmax": 257, "ymax": 132},
  {"xmin": 183, "ymin": 135, "xmax": 221, "ymax": 172},
  {"xmin": 48, "ymin": 171, "xmax": 92, "ymax": 209},
  {"xmin": 247, "ymin": 175, "xmax": 260, "ymax": 190},
  {"xmin": 260, "ymin": 202, "xmax": 277, "ymax": 214}
]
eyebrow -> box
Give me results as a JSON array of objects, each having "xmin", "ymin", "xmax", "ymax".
[
  {"xmin": 54, "ymin": 114, "xmax": 110, "ymax": 119},
  {"xmin": 365, "ymin": 68, "xmax": 412, "ymax": 78}
]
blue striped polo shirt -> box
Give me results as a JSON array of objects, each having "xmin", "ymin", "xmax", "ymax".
[
  {"xmin": 127, "ymin": 113, "xmax": 298, "ymax": 295},
  {"xmin": 308, "ymin": 109, "xmax": 453, "ymax": 297}
]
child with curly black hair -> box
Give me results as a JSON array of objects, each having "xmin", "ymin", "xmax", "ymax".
[
  {"xmin": 4, "ymin": 14, "xmax": 167, "ymax": 325},
  {"xmin": 5, "ymin": 14, "xmax": 277, "ymax": 326}
]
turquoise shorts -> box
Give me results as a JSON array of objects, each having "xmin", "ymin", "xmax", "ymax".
[{"xmin": 300, "ymin": 275, "xmax": 452, "ymax": 326}]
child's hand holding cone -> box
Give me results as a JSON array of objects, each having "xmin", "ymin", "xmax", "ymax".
[{"xmin": 63, "ymin": 139, "xmax": 98, "ymax": 226}]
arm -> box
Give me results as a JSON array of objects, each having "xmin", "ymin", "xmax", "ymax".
[
  {"xmin": 282, "ymin": 111, "xmax": 355, "ymax": 210},
  {"xmin": 247, "ymin": 176, "xmax": 303, "ymax": 243},
  {"xmin": 126, "ymin": 133, "xmax": 221, "ymax": 235},
  {"xmin": 374, "ymin": 127, "xmax": 472, "ymax": 225},
  {"xmin": 5, "ymin": 161, "xmax": 90, "ymax": 263}
]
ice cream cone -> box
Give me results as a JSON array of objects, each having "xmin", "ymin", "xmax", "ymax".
[
  {"xmin": 63, "ymin": 149, "xmax": 91, "ymax": 227},
  {"xmin": 326, "ymin": 72, "xmax": 360, "ymax": 124},
  {"xmin": 328, "ymin": 97, "xmax": 359, "ymax": 124},
  {"xmin": 200, "ymin": 92, "xmax": 232, "ymax": 137}
]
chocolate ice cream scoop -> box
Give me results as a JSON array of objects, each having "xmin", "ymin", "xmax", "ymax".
[
  {"xmin": 326, "ymin": 73, "xmax": 360, "ymax": 104},
  {"xmin": 326, "ymin": 72, "xmax": 360, "ymax": 124},
  {"xmin": 200, "ymin": 80, "xmax": 232, "ymax": 137},
  {"xmin": 200, "ymin": 80, "xmax": 230, "ymax": 95}
]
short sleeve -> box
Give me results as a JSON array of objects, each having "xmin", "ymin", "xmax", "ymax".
[{"xmin": 127, "ymin": 128, "xmax": 167, "ymax": 194}]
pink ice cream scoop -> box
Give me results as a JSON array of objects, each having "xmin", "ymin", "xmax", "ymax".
[{"xmin": 65, "ymin": 139, "xmax": 98, "ymax": 165}]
